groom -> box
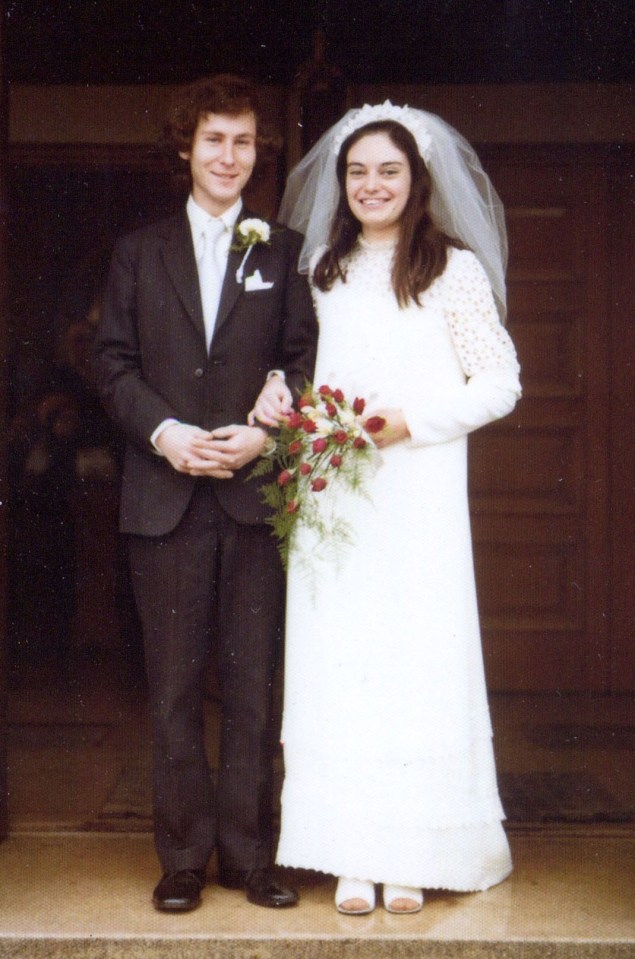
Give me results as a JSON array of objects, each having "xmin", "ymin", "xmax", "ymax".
[{"xmin": 94, "ymin": 75, "xmax": 317, "ymax": 911}]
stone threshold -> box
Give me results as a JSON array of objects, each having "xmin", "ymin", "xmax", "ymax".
[{"xmin": 0, "ymin": 830, "xmax": 632, "ymax": 959}]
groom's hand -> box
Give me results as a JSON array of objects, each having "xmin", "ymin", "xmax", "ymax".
[
  {"xmin": 155, "ymin": 422, "xmax": 235, "ymax": 478},
  {"xmin": 201, "ymin": 424, "xmax": 269, "ymax": 474}
]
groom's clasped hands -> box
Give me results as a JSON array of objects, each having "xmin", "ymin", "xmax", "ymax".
[{"xmin": 156, "ymin": 421, "xmax": 271, "ymax": 477}]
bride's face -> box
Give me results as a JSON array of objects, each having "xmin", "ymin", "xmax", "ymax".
[{"xmin": 345, "ymin": 132, "xmax": 412, "ymax": 242}]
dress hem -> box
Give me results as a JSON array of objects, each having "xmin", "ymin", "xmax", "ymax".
[{"xmin": 275, "ymin": 857, "xmax": 513, "ymax": 893}]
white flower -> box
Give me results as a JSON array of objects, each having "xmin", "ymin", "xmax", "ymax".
[
  {"xmin": 338, "ymin": 406, "xmax": 358, "ymax": 429},
  {"xmin": 314, "ymin": 415, "xmax": 335, "ymax": 436},
  {"xmin": 235, "ymin": 218, "xmax": 271, "ymax": 246}
]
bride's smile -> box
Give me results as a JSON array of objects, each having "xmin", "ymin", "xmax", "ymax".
[{"xmin": 345, "ymin": 132, "xmax": 412, "ymax": 242}]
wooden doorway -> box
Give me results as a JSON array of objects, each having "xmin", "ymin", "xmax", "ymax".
[{"xmin": 471, "ymin": 145, "xmax": 630, "ymax": 692}]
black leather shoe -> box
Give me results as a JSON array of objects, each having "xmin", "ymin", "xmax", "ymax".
[
  {"xmin": 152, "ymin": 869, "xmax": 206, "ymax": 911},
  {"xmin": 244, "ymin": 868, "xmax": 299, "ymax": 908}
]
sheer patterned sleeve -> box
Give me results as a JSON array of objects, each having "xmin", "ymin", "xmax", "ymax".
[
  {"xmin": 444, "ymin": 250, "xmax": 519, "ymax": 376},
  {"xmin": 403, "ymin": 250, "xmax": 522, "ymax": 447}
]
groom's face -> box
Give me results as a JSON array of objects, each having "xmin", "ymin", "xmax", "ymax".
[{"xmin": 181, "ymin": 111, "xmax": 257, "ymax": 216}]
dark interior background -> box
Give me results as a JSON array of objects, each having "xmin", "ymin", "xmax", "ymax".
[
  {"xmin": 5, "ymin": 0, "xmax": 634, "ymax": 87},
  {"xmin": 3, "ymin": 2, "xmax": 633, "ymax": 663}
]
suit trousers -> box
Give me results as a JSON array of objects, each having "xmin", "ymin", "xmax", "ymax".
[{"xmin": 128, "ymin": 480, "xmax": 285, "ymax": 876}]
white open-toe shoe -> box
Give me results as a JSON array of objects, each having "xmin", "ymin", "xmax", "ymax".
[
  {"xmin": 383, "ymin": 884, "xmax": 424, "ymax": 914},
  {"xmin": 335, "ymin": 877, "xmax": 376, "ymax": 915}
]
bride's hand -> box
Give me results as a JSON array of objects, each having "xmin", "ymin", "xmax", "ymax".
[
  {"xmin": 363, "ymin": 408, "xmax": 410, "ymax": 449},
  {"xmin": 248, "ymin": 375, "xmax": 293, "ymax": 427}
]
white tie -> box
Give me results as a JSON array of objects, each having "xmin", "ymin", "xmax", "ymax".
[{"xmin": 199, "ymin": 219, "xmax": 227, "ymax": 350}]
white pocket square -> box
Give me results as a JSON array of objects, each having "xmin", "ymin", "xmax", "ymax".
[{"xmin": 244, "ymin": 269, "xmax": 274, "ymax": 292}]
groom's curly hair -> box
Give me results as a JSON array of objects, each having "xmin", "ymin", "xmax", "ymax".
[{"xmin": 163, "ymin": 73, "xmax": 281, "ymax": 159}]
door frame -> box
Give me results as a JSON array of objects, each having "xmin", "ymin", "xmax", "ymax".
[{"xmin": 0, "ymin": 4, "xmax": 10, "ymax": 840}]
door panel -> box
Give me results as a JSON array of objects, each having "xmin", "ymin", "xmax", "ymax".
[
  {"xmin": 0, "ymin": 32, "xmax": 8, "ymax": 838},
  {"xmin": 471, "ymin": 154, "xmax": 611, "ymax": 692}
]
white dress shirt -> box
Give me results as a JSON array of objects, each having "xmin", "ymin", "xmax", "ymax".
[{"xmin": 186, "ymin": 194, "xmax": 243, "ymax": 349}]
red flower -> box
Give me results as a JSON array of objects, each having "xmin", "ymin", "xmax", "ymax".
[
  {"xmin": 353, "ymin": 436, "xmax": 367, "ymax": 449},
  {"xmin": 277, "ymin": 469, "xmax": 293, "ymax": 486},
  {"xmin": 365, "ymin": 416, "xmax": 386, "ymax": 434},
  {"xmin": 353, "ymin": 396, "xmax": 365, "ymax": 415},
  {"xmin": 286, "ymin": 411, "xmax": 304, "ymax": 429},
  {"xmin": 288, "ymin": 439, "xmax": 302, "ymax": 455},
  {"xmin": 301, "ymin": 419, "xmax": 317, "ymax": 433},
  {"xmin": 334, "ymin": 429, "xmax": 348, "ymax": 444},
  {"xmin": 311, "ymin": 477, "xmax": 327, "ymax": 492},
  {"xmin": 286, "ymin": 500, "xmax": 299, "ymax": 514},
  {"xmin": 299, "ymin": 393, "xmax": 314, "ymax": 409},
  {"xmin": 312, "ymin": 437, "xmax": 328, "ymax": 454},
  {"xmin": 333, "ymin": 388, "xmax": 344, "ymax": 403},
  {"xmin": 330, "ymin": 454, "xmax": 343, "ymax": 468},
  {"xmin": 325, "ymin": 402, "xmax": 337, "ymax": 418},
  {"xmin": 318, "ymin": 384, "xmax": 333, "ymax": 396},
  {"xmin": 300, "ymin": 462, "xmax": 312, "ymax": 475}
]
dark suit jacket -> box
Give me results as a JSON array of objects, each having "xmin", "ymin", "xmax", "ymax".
[{"xmin": 94, "ymin": 207, "xmax": 317, "ymax": 536}]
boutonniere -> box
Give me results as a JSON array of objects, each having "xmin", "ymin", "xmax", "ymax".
[{"xmin": 232, "ymin": 218, "xmax": 271, "ymax": 284}]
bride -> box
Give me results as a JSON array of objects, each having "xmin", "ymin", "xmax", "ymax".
[{"xmin": 251, "ymin": 101, "xmax": 521, "ymax": 915}]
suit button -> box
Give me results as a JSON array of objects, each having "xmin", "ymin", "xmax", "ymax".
[{"xmin": 194, "ymin": 368, "xmax": 204, "ymax": 378}]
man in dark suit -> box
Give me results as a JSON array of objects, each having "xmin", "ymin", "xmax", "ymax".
[{"xmin": 94, "ymin": 75, "xmax": 317, "ymax": 912}]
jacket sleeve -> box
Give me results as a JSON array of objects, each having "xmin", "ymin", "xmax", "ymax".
[
  {"xmin": 276, "ymin": 228, "xmax": 318, "ymax": 401},
  {"xmin": 402, "ymin": 250, "xmax": 522, "ymax": 447},
  {"xmin": 93, "ymin": 234, "xmax": 182, "ymax": 453}
]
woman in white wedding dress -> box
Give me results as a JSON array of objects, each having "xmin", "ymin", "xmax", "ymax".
[{"xmin": 251, "ymin": 103, "xmax": 521, "ymax": 915}]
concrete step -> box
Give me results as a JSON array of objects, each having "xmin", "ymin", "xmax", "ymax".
[{"xmin": 0, "ymin": 828, "xmax": 632, "ymax": 958}]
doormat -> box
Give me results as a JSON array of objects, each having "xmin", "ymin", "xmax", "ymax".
[
  {"xmin": 498, "ymin": 771, "xmax": 632, "ymax": 823},
  {"xmin": 98, "ymin": 757, "xmax": 153, "ymax": 827},
  {"xmin": 98, "ymin": 762, "xmax": 632, "ymax": 828},
  {"xmin": 527, "ymin": 724, "xmax": 635, "ymax": 751},
  {"xmin": 8, "ymin": 722, "xmax": 111, "ymax": 749}
]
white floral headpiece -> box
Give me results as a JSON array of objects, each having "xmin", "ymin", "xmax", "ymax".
[{"xmin": 332, "ymin": 100, "xmax": 433, "ymax": 163}]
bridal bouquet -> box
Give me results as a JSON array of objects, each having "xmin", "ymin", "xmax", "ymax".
[{"xmin": 251, "ymin": 384, "xmax": 385, "ymax": 568}]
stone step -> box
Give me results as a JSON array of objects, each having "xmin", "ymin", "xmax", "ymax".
[
  {"xmin": 1, "ymin": 939, "xmax": 632, "ymax": 958},
  {"xmin": 0, "ymin": 828, "xmax": 632, "ymax": 958}
]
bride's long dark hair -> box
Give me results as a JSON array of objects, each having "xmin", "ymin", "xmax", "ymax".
[{"xmin": 312, "ymin": 120, "xmax": 464, "ymax": 308}]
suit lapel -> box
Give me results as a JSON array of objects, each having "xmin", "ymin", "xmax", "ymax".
[
  {"xmin": 212, "ymin": 207, "xmax": 266, "ymax": 338},
  {"xmin": 160, "ymin": 212, "xmax": 206, "ymax": 344}
]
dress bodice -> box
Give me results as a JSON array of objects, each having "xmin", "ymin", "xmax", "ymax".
[{"xmin": 310, "ymin": 242, "xmax": 519, "ymax": 424}]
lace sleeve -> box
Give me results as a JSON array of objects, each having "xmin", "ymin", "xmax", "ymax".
[
  {"xmin": 401, "ymin": 249, "xmax": 521, "ymax": 447},
  {"xmin": 443, "ymin": 249, "xmax": 520, "ymax": 377}
]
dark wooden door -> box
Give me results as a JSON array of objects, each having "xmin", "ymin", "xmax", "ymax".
[
  {"xmin": 471, "ymin": 148, "xmax": 614, "ymax": 692},
  {"xmin": 0, "ymin": 11, "xmax": 9, "ymax": 840}
]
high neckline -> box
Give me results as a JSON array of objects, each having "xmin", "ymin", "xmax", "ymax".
[{"xmin": 358, "ymin": 234, "xmax": 397, "ymax": 252}]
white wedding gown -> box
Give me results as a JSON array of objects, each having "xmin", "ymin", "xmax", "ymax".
[{"xmin": 276, "ymin": 241, "xmax": 521, "ymax": 890}]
